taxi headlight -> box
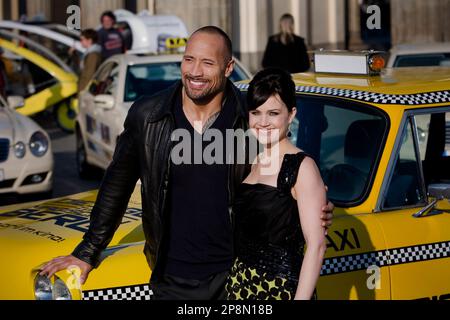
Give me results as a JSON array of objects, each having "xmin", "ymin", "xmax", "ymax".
[
  {"xmin": 29, "ymin": 132, "xmax": 49, "ymax": 157},
  {"xmin": 53, "ymin": 278, "xmax": 72, "ymax": 300},
  {"xmin": 34, "ymin": 274, "xmax": 72, "ymax": 300},
  {"xmin": 14, "ymin": 142, "xmax": 26, "ymax": 158},
  {"xmin": 34, "ymin": 274, "xmax": 52, "ymax": 300}
]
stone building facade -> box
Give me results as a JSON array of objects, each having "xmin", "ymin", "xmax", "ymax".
[{"xmin": 1, "ymin": 0, "xmax": 450, "ymax": 72}]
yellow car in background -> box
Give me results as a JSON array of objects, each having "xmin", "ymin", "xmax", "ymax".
[
  {"xmin": 0, "ymin": 30, "xmax": 78, "ymax": 132},
  {"xmin": 0, "ymin": 51, "xmax": 449, "ymax": 300}
]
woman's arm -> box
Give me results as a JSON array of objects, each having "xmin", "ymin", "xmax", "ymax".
[{"xmin": 293, "ymin": 156, "xmax": 327, "ymax": 300}]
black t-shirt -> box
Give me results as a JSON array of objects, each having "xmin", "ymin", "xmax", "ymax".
[
  {"xmin": 164, "ymin": 96, "xmax": 235, "ymax": 280},
  {"xmin": 97, "ymin": 28, "xmax": 124, "ymax": 60}
]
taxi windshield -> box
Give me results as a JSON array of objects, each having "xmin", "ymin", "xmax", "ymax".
[
  {"xmin": 124, "ymin": 62, "xmax": 181, "ymax": 102},
  {"xmin": 290, "ymin": 95, "xmax": 389, "ymax": 206}
]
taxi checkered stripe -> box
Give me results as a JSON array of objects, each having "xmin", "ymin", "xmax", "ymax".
[
  {"xmin": 320, "ymin": 241, "xmax": 450, "ymax": 276},
  {"xmin": 81, "ymin": 241, "xmax": 450, "ymax": 299},
  {"xmin": 235, "ymin": 83, "xmax": 450, "ymax": 105},
  {"xmin": 82, "ymin": 284, "xmax": 152, "ymax": 300}
]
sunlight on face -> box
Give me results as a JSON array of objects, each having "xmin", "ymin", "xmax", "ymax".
[
  {"xmin": 181, "ymin": 32, "xmax": 234, "ymax": 103},
  {"xmin": 249, "ymin": 94, "xmax": 296, "ymax": 146}
]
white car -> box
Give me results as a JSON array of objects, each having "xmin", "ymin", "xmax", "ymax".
[
  {"xmin": 75, "ymin": 53, "xmax": 252, "ymax": 176},
  {"xmin": 387, "ymin": 42, "xmax": 450, "ymax": 68},
  {"xmin": 0, "ymin": 95, "xmax": 53, "ymax": 196}
]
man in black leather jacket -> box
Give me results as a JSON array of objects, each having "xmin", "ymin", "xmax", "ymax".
[{"xmin": 40, "ymin": 26, "xmax": 334, "ymax": 300}]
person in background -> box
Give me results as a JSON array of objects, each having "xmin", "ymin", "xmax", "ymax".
[
  {"xmin": 77, "ymin": 29, "xmax": 102, "ymax": 92},
  {"xmin": 262, "ymin": 13, "xmax": 310, "ymax": 73},
  {"xmin": 98, "ymin": 11, "xmax": 125, "ymax": 61}
]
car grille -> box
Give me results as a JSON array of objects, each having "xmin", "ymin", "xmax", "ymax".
[
  {"xmin": 0, "ymin": 138, "xmax": 10, "ymax": 163},
  {"xmin": 0, "ymin": 179, "xmax": 15, "ymax": 189}
]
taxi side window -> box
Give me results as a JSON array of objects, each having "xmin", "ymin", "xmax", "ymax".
[
  {"xmin": 416, "ymin": 111, "xmax": 450, "ymax": 185},
  {"xmin": 383, "ymin": 118, "xmax": 425, "ymax": 209},
  {"xmin": 104, "ymin": 65, "xmax": 120, "ymax": 95},
  {"xmin": 89, "ymin": 62, "xmax": 118, "ymax": 96},
  {"xmin": 291, "ymin": 96, "xmax": 387, "ymax": 206},
  {"xmin": 5, "ymin": 57, "xmax": 55, "ymax": 97}
]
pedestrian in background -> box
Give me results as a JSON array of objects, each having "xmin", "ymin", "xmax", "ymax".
[
  {"xmin": 77, "ymin": 29, "xmax": 102, "ymax": 92},
  {"xmin": 98, "ymin": 11, "xmax": 125, "ymax": 61},
  {"xmin": 262, "ymin": 13, "xmax": 310, "ymax": 73}
]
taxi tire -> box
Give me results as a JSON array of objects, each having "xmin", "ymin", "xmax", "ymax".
[
  {"xmin": 76, "ymin": 130, "xmax": 96, "ymax": 180},
  {"xmin": 54, "ymin": 99, "xmax": 77, "ymax": 133}
]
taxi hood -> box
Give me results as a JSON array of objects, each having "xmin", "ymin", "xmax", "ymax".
[{"xmin": 0, "ymin": 185, "xmax": 144, "ymax": 299}]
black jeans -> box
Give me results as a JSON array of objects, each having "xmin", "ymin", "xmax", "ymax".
[{"xmin": 150, "ymin": 270, "xmax": 229, "ymax": 300}]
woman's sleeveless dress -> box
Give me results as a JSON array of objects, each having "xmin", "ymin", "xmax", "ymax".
[{"xmin": 226, "ymin": 152, "xmax": 315, "ymax": 300}]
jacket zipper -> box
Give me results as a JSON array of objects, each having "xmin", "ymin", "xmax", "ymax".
[{"xmin": 153, "ymin": 115, "xmax": 174, "ymax": 280}]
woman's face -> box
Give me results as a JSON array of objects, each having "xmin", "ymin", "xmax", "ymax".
[{"xmin": 249, "ymin": 94, "xmax": 296, "ymax": 146}]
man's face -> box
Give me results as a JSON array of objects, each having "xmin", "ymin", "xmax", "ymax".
[
  {"xmin": 102, "ymin": 16, "xmax": 115, "ymax": 29},
  {"xmin": 181, "ymin": 32, "xmax": 234, "ymax": 104}
]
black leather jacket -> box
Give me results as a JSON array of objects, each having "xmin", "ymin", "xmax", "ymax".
[{"xmin": 72, "ymin": 80, "xmax": 249, "ymax": 281}]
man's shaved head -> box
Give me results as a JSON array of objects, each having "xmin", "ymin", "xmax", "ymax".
[{"xmin": 190, "ymin": 26, "xmax": 233, "ymax": 64}]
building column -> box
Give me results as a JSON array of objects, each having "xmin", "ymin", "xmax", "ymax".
[
  {"xmin": 232, "ymin": 0, "xmax": 268, "ymax": 73},
  {"xmin": 136, "ymin": 0, "xmax": 155, "ymax": 14},
  {"xmin": 11, "ymin": 0, "xmax": 20, "ymax": 20},
  {"xmin": 80, "ymin": 0, "xmax": 124, "ymax": 29},
  {"xmin": 25, "ymin": 0, "xmax": 51, "ymax": 21},
  {"xmin": 347, "ymin": 0, "xmax": 366, "ymax": 50},
  {"xmin": 390, "ymin": 0, "xmax": 450, "ymax": 45}
]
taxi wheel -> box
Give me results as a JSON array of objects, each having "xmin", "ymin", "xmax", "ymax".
[
  {"xmin": 76, "ymin": 130, "xmax": 95, "ymax": 179},
  {"xmin": 54, "ymin": 99, "xmax": 77, "ymax": 133}
]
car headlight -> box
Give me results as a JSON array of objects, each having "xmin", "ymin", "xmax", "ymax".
[
  {"xmin": 14, "ymin": 142, "xmax": 26, "ymax": 158},
  {"xmin": 34, "ymin": 274, "xmax": 52, "ymax": 300},
  {"xmin": 29, "ymin": 131, "xmax": 49, "ymax": 157},
  {"xmin": 53, "ymin": 278, "xmax": 72, "ymax": 300},
  {"xmin": 34, "ymin": 274, "xmax": 72, "ymax": 300}
]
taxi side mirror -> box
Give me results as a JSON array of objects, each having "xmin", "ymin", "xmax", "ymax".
[
  {"xmin": 7, "ymin": 96, "xmax": 25, "ymax": 109},
  {"xmin": 94, "ymin": 94, "xmax": 115, "ymax": 110},
  {"xmin": 429, "ymin": 184, "xmax": 450, "ymax": 211},
  {"xmin": 413, "ymin": 184, "xmax": 450, "ymax": 218}
]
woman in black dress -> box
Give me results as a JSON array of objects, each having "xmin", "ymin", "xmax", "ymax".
[
  {"xmin": 262, "ymin": 14, "xmax": 310, "ymax": 73},
  {"xmin": 226, "ymin": 68, "xmax": 327, "ymax": 300}
]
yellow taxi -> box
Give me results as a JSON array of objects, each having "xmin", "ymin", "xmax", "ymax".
[
  {"xmin": 0, "ymin": 30, "xmax": 78, "ymax": 132},
  {"xmin": 0, "ymin": 51, "xmax": 449, "ymax": 300}
]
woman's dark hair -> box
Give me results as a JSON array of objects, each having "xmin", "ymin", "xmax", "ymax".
[
  {"xmin": 101, "ymin": 11, "xmax": 116, "ymax": 23},
  {"xmin": 247, "ymin": 67, "xmax": 296, "ymax": 112},
  {"xmin": 81, "ymin": 29, "xmax": 98, "ymax": 43}
]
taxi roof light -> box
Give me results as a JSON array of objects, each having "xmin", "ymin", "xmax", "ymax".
[{"xmin": 313, "ymin": 50, "xmax": 387, "ymax": 76}]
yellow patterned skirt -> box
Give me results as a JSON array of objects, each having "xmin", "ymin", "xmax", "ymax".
[{"xmin": 225, "ymin": 258, "xmax": 297, "ymax": 300}]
